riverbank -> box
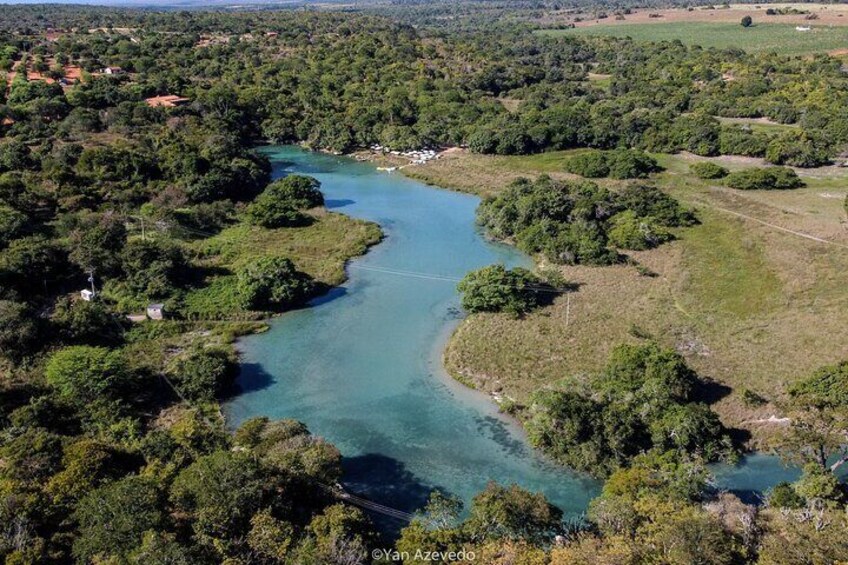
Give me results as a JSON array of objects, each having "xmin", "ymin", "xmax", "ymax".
[
  {"xmin": 227, "ymin": 146, "xmax": 601, "ymax": 519},
  {"xmin": 377, "ymin": 147, "xmax": 848, "ymax": 450}
]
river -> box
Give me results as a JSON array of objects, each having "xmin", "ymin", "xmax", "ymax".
[{"xmin": 225, "ymin": 146, "xmax": 801, "ymax": 528}]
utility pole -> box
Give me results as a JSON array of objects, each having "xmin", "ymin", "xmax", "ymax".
[{"xmin": 87, "ymin": 269, "xmax": 96, "ymax": 295}]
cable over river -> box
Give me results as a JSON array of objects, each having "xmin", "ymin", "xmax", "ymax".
[{"xmin": 225, "ymin": 146, "xmax": 800, "ymax": 532}]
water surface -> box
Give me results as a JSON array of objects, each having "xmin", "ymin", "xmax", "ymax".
[{"xmin": 227, "ymin": 146, "xmax": 802, "ymax": 524}]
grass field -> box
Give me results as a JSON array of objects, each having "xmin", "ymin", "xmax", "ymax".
[
  {"xmin": 182, "ymin": 212, "xmax": 382, "ymax": 318},
  {"xmin": 538, "ymin": 22, "xmax": 848, "ymax": 55},
  {"xmin": 407, "ymin": 149, "xmax": 848, "ymax": 446}
]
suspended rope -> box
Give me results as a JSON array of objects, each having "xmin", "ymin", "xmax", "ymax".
[
  {"xmin": 348, "ymin": 264, "xmax": 572, "ymax": 294},
  {"xmin": 316, "ymin": 483, "xmax": 416, "ymax": 523}
]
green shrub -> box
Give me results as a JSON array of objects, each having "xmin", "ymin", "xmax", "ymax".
[
  {"xmin": 526, "ymin": 342, "xmax": 733, "ymax": 476},
  {"xmin": 606, "ymin": 148, "xmax": 661, "ymax": 179},
  {"xmin": 457, "ymin": 265, "xmax": 551, "ymax": 316},
  {"xmin": 768, "ymin": 482, "xmax": 804, "ymax": 509},
  {"xmin": 477, "ymin": 177, "xmax": 692, "ymax": 266},
  {"xmin": 616, "ymin": 185, "xmax": 697, "ymax": 227},
  {"xmin": 766, "ymin": 132, "xmax": 830, "ymax": 168},
  {"xmin": 45, "ymin": 346, "xmax": 131, "ymax": 407},
  {"xmin": 563, "ymin": 150, "xmax": 609, "ymax": 178},
  {"xmin": 725, "ymin": 167, "xmax": 804, "ymax": 190},
  {"xmin": 237, "ymin": 256, "xmax": 315, "ymax": 311},
  {"xmin": 690, "ymin": 162, "xmax": 728, "ymax": 180},
  {"xmin": 168, "ymin": 347, "xmax": 237, "ymax": 401},
  {"xmin": 718, "ymin": 126, "xmax": 769, "ymax": 157},
  {"xmin": 246, "ymin": 175, "xmax": 324, "ymax": 228},
  {"xmin": 607, "ymin": 211, "xmax": 672, "ymax": 251},
  {"xmin": 564, "ymin": 149, "xmax": 660, "ymax": 179}
]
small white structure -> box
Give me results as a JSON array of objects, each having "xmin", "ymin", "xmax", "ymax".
[
  {"xmin": 80, "ymin": 289, "xmax": 95, "ymax": 301},
  {"xmin": 146, "ymin": 303, "xmax": 165, "ymax": 320},
  {"xmin": 102, "ymin": 66, "xmax": 124, "ymax": 75},
  {"xmin": 796, "ymin": 26, "xmax": 811, "ymax": 32}
]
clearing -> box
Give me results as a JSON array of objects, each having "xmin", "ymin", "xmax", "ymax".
[{"xmin": 537, "ymin": 19, "xmax": 848, "ymax": 55}]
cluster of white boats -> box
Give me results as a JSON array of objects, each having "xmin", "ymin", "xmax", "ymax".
[{"xmin": 371, "ymin": 145, "xmax": 442, "ymax": 171}]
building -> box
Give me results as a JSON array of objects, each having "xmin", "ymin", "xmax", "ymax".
[
  {"xmin": 102, "ymin": 66, "xmax": 124, "ymax": 75},
  {"xmin": 80, "ymin": 289, "xmax": 95, "ymax": 301},
  {"xmin": 145, "ymin": 95, "xmax": 191, "ymax": 108},
  {"xmin": 146, "ymin": 303, "xmax": 165, "ymax": 320}
]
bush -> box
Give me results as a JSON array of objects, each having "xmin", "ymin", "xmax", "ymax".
[
  {"xmin": 526, "ymin": 343, "xmax": 732, "ymax": 476},
  {"xmin": 607, "ymin": 211, "xmax": 672, "ymax": 251},
  {"xmin": 45, "ymin": 346, "xmax": 131, "ymax": 408},
  {"xmin": 477, "ymin": 177, "xmax": 692, "ymax": 266},
  {"xmin": 564, "ymin": 151, "xmax": 609, "ymax": 178},
  {"xmin": 457, "ymin": 265, "xmax": 551, "ymax": 316},
  {"xmin": 606, "ymin": 148, "xmax": 661, "ymax": 179},
  {"xmin": 246, "ymin": 175, "xmax": 324, "ymax": 228},
  {"xmin": 766, "ymin": 133, "xmax": 830, "ymax": 168},
  {"xmin": 564, "ymin": 149, "xmax": 660, "ymax": 179},
  {"xmin": 690, "ymin": 162, "xmax": 728, "ymax": 180},
  {"xmin": 768, "ymin": 482, "xmax": 804, "ymax": 509},
  {"xmin": 725, "ymin": 167, "xmax": 804, "ymax": 190},
  {"xmin": 237, "ymin": 257, "xmax": 315, "ymax": 311},
  {"xmin": 616, "ymin": 185, "xmax": 697, "ymax": 227},
  {"xmin": 168, "ymin": 347, "xmax": 237, "ymax": 401},
  {"xmin": 719, "ymin": 126, "xmax": 768, "ymax": 157}
]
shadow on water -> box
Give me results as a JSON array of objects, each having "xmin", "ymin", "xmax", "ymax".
[
  {"xmin": 342, "ymin": 453, "xmax": 450, "ymax": 538},
  {"xmin": 309, "ymin": 284, "xmax": 348, "ymax": 307},
  {"xmin": 230, "ymin": 362, "xmax": 276, "ymax": 396},
  {"xmin": 326, "ymin": 198, "xmax": 356, "ymax": 209}
]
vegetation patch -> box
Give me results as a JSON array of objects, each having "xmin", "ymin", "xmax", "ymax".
[
  {"xmin": 526, "ymin": 342, "xmax": 734, "ymax": 477},
  {"xmin": 724, "ymin": 167, "xmax": 804, "ymax": 190},
  {"xmin": 563, "ymin": 148, "xmax": 661, "ymax": 179},
  {"xmin": 476, "ymin": 176, "xmax": 695, "ymax": 265}
]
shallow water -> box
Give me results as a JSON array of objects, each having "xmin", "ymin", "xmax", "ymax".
[{"xmin": 226, "ymin": 146, "xmax": 801, "ymax": 524}]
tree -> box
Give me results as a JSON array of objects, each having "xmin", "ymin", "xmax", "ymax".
[
  {"xmin": 167, "ymin": 347, "xmax": 237, "ymax": 402},
  {"xmin": 0, "ymin": 300, "xmax": 40, "ymax": 362},
  {"xmin": 49, "ymin": 296, "xmax": 121, "ymax": 345},
  {"xmin": 45, "ymin": 346, "xmax": 131, "ymax": 407},
  {"xmin": 463, "ymin": 483, "xmax": 563, "ymax": 545},
  {"xmin": 169, "ymin": 451, "xmax": 268, "ymax": 548},
  {"xmin": 305, "ymin": 503, "xmax": 375, "ymax": 563},
  {"xmin": 779, "ymin": 361, "xmax": 848, "ymax": 474},
  {"xmin": 237, "ymin": 256, "xmax": 314, "ymax": 311},
  {"xmin": 65, "ymin": 211, "xmax": 127, "ymax": 276},
  {"xmin": 120, "ymin": 239, "xmax": 187, "ymax": 298},
  {"xmin": 246, "ymin": 175, "xmax": 324, "ymax": 228},
  {"xmin": 457, "ymin": 265, "xmax": 550, "ymax": 315},
  {"xmin": 73, "ymin": 476, "xmax": 165, "ymax": 562},
  {"xmin": 0, "ymin": 205, "xmax": 28, "ymax": 250},
  {"xmin": 741, "ymin": 15, "xmax": 753, "ymax": 27}
]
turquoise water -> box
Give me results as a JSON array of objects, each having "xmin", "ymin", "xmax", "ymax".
[{"xmin": 226, "ymin": 146, "xmax": 801, "ymax": 524}]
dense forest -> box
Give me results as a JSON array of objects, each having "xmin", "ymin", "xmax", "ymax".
[{"xmin": 0, "ymin": 4, "xmax": 846, "ymax": 563}]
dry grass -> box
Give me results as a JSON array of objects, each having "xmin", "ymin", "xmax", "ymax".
[{"xmin": 421, "ymin": 150, "xmax": 848, "ymax": 446}]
